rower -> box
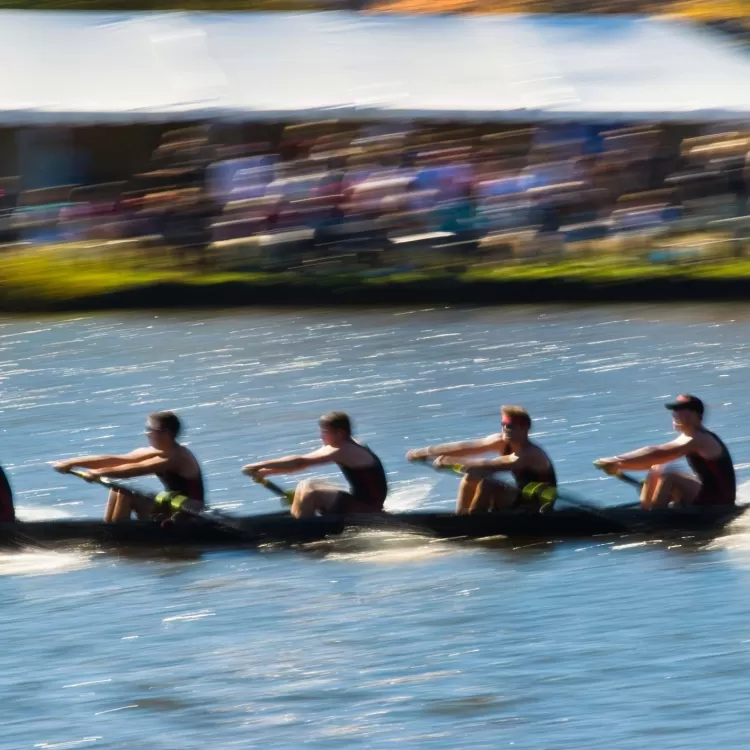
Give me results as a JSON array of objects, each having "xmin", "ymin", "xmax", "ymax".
[
  {"xmin": 52, "ymin": 411, "xmax": 205, "ymax": 522},
  {"xmin": 0, "ymin": 464, "xmax": 14, "ymax": 523},
  {"xmin": 406, "ymin": 405, "xmax": 557, "ymax": 514},
  {"xmin": 596, "ymin": 394, "xmax": 735, "ymax": 509},
  {"xmin": 242, "ymin": 411, "xmax": 388, "ymax": 519}
]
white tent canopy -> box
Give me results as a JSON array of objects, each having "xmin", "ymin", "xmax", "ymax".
[{"xmin": 0, "ymin": 10, "xmax": 749, "ymax": 124}]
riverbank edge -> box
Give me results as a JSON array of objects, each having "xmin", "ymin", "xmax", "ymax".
[{"xmin": 3, "ymin": 274, "xmax": 750, "ymax": 312}]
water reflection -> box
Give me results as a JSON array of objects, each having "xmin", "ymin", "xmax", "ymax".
[{"xmin": 2, "ymin": 307, "xmax": 750, "ymax": 749}]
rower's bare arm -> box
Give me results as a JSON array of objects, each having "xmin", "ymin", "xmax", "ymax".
[
  {"xmin": 53, "ymin": 449, "xmax": 156, "ymax": 473},
  {"xmin": 407, "ymin": 434, "xmax": 504, "ymax": 461},
  {"xmin": 463, "ymin": 453, "xmax": 518, "ymax": 472},
  {"xmin": 606, "ymin": 439, "xmax": 690, "ymax": 471},
  {"xmin": 242, "ymin": 447, "xmax": 337, "ymax": 475},
  {"xmin": 89, "ymin": 454, "xmax": 171, "ymax": 479}
]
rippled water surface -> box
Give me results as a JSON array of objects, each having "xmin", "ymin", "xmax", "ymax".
[{"xmin": 3, "ymin": 305, "xmax": 750, "ymax": 749}]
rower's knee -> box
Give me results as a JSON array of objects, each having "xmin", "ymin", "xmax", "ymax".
[
  {"xmin": 291, "ymin": 484, "xmax": 323, "ymax": 518},
  {"xmin": 295, "ymin": 479, "xmax": 314, "ymax": 497},
  {"xmin": 459, "ymin": 475, "xmax": 480, "ymax": 490},
  {"xmin": 641, "ymin": 467, "xmax": 666, "ymax": 504},
  {"xmin": 469, "ymin": 479, "xmax": 503, "ymax": 514},
  {"xmin": 457, "ymin": 475, "xmax": 482, "ymax": 514},
  {"xmin": 474, "ymin": 479, "xmax": 493, "ymax": 499}
]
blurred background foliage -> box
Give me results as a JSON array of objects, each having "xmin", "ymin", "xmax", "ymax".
[{"xmin": 0, "ymin": 0, "xmax": 746, "ymax": 19}]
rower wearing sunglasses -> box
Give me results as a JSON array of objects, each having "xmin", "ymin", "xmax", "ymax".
[
  {"xmin": 406, "ymin": 406, "xmax": 557, "ymax": 514},
  {"xmin": 52, "ymin": 411, "xmax": 205, "ymax": 522}
]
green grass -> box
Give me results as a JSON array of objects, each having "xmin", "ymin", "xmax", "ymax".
[
  {"xmin": 0, "ymin": 248, "xmax": 181, "ymax": 301},
  {"xmin": 2, "ymin": 244, "xmax": 750, "ymax": 310},
  {"xmin": 463, "ymin": 260, "xmax": 750, "ymax": 282}
]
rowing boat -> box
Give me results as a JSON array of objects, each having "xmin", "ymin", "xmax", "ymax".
[{"xmin": 2, "ymin": 504, "xmax": 746, "ymax": 549}]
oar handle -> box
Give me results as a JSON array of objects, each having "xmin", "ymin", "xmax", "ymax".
[
  {"xmin": 411, "ymin": 456, "xmax": 557, "ymax": 509},
  {"xmin": 409, "ymin": 456, "xmax": 465, "ymax": 475},
  {"xmin": 67, "ymin": 466, "xmax": 164, "ymax": 507},
  {"xmin": 246, "ymin": 472, "xmax": 296, "ymax": 506},
  {"xmin": 593, "ymin": 461, "xmax": 644, "ymax": 489},
  {"xmin": 69, "ymin": 468, "xmax": 131, "ymax": 494},
  {"xmin": 69, "ymin": 468, "xmax": 97, "ymax": 482},
  {"xmin": 66, "ymin": 467, "xmax": 246, "ymax": 532}
]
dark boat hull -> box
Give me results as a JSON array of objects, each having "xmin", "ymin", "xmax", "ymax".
[{"xmin": 2, "ymin": 505, "xmax": 746, "ymax": 549}]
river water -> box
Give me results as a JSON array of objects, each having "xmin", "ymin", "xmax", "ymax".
[{"xmin": 2, "ymin": 305, "xmax": 750, "ymax": 749}]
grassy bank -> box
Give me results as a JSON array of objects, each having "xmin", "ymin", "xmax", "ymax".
[{"xmin": 2, "ymin": 245, "xmax": 750, "ymax": 311}]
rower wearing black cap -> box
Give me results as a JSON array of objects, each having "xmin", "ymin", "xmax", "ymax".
[{"xmin": 596, "ymin": 394, "xmax": 735, "ymax": 509}]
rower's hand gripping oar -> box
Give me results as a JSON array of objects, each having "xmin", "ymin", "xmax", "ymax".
[
  {"xmin": 592, "ymin": 461, "xmax": 645, "ymax": 491},
  {"xmin": 69, "ymin": 469, "xmax": 169, "ymax": 504},
  {"xmin": 243, "ymin": 469, "xmax": 296, "ymax": 506},
  {"xmin": 408, "ymin": 455, "xmax": 465, "ymax": 474},
  {"xmin": 67, "ymin": 469, "xmax": 249, "ymax": 535}
]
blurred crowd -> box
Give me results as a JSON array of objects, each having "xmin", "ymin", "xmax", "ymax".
[{"xmin": 3, "ymin": 121, "xmax": 750, "ymax": 269}]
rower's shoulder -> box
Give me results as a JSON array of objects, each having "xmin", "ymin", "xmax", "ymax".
[
  {"xmin": 479, "ymin": 433, "xmax": 506, "ymax": 453},
  {"xmin": 176, "ymin": 444, "xmax": 203, "ymax": 470},
  {"xmin": 340, "ymin": 441, "xmax": 381, "ymax": 466},
  {"xmin": 692, "ymin": 429, "xmax": 730, "ymax": 456},
  {"xmin": 699, "ymin": 428, "xmax": 727, "ymax": 445},
  {"xmin": 178, "ymin": 443, "xmax": 199, "ymax": 459},
  {"xmin": 527, "ymin": 439, "xmax": 551, "ymax": 455},
  {"xmin": 522, "ymin": 440, "xmax": 554, "ymax": 467}
]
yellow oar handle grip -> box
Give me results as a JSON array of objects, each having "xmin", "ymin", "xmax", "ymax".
[
  {"xmin": 521, "ymin": 482, "xmax": 557, "ymax": 508},
  {"xmin": 409, "ymin": 456, "xmax": 465, "ymax": 474},
  {"xmin": 69, "ymin": 468, "xmax": 96, "ymax": 482},
  {"xmin": 247, "ymin": 471, "xmax": 295, "ymax": 505},
  {"xmin": 155, "ymin": 491, "xmax": 190, "ymax": 512},
  {"xmin": 441, "ymin": 463, "xmax": 465, "ymax": 474},
  {"xmin": 593, "ymin": 461, "xmax": 621, "ymax": 477}
]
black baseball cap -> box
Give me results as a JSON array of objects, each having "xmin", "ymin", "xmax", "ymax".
[{"xmin": 665, "ymin": 394, "xmax": 704, "ymax": 416}]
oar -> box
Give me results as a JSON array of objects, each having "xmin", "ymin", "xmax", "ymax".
[
  {"xmin": 593, "ymin": 461, "xmax": 644, "ymax": 491},
  {"xmin": 408, "ymin": 455, "xmax": 465, "ymax": 474},
  {"xmin": 244, "ymin": 471, "xmax": 296, "ymax": 506},
  {"xmin": 67, "ymin": 469, "xmax": 252, "ymax": 536},
  {"xmin": 69, "ymin": 468, "xmax": 166, "ymax": 506},
  {"xmin": 408, "ymin": 455, "xmax": 550, "ymax": 508},
  {"xmin": 245, "ymin": 469, "xmax": 444, "ymax": 537},
  {"xmin": 410, "ymin": 456, "xmax": 636, "ymax": 523}
]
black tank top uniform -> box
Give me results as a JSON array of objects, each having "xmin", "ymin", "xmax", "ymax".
[
  {"xmin": 335, "ymin": 444, "xmax": 388, "ymax": 511},
  {"xmin": 686, "ymin": 429, "xmax": 736, "ymax": 506},
  {"xmin": 156, "ymin": 469, "xmax": 205, "ymax": 505},
  {"xmin": 501, "ymin": 442, "xmax": 557, "ymax": 491}
]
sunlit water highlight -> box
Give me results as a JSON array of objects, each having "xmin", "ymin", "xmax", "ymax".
[{"xmin": 2, "ymin": 305, "xmax": 750, "ymax": 748}]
